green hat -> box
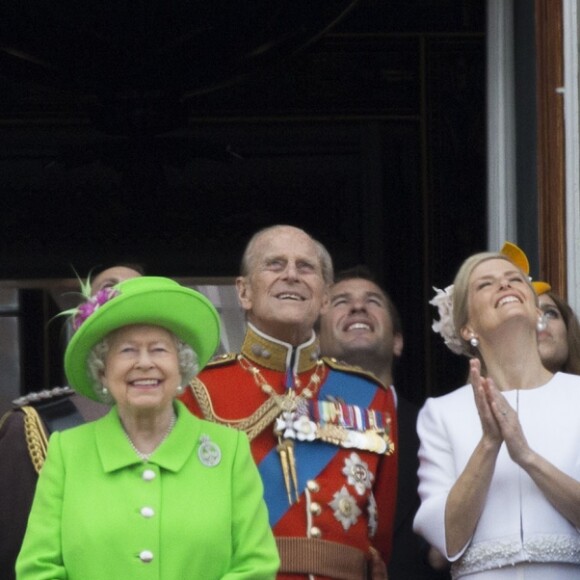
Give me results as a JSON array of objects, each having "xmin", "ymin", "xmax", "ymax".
[{"xmin": 64, "ymin": 276, "xmax": 220, "ymax": 401}]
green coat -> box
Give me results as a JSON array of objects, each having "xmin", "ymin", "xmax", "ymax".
[{"xmin": 16, "ymin": 401, "xmax": 279, "ymax": 579}]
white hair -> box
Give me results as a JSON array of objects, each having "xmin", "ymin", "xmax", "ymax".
[{"xmin": 87, "ymin": 333, "xmax": 198, "ymax": 403}]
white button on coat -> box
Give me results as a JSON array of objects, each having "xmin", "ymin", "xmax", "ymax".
[
  {"xmin": 142, "ymin": 469, "xmax": 156, "ymax": 481},
  {"xmin": 140, "ymin": 507, "xmax": 155, "ymax": 518},
  {"xmin": 139, "ymin": 550, "xmax": 154, "ymax": 563}
]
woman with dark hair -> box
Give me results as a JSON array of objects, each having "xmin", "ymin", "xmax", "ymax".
[{"xmin": 538, "ymin": 291, "xmax": 580, "ymax": 375}]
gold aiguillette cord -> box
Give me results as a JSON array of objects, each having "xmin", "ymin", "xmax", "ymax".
[
  {"xmin": 286, "ymin": 440, "xmax": 300, "ymax": 503},
  {"xmin": 277, "ymin": 438, "xmax": 292, "ymax": 504},
  {"xmin": 277, "ymin": 438, "xmax": 300, "ymax": 504}
]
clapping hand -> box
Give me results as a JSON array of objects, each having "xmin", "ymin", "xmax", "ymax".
[{"xmin": 471, "ymin": 358, "xmax": 532, "ymax": 466}]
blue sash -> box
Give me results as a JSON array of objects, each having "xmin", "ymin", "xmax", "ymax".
[{"xmin": 259, "ymin": 368, "xmax": 379, "ymax": 527}]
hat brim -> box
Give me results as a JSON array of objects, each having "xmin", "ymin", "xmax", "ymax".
[
  {"xmin": 532, "ymin": 281, "xmax": 552, "ymax": 296},
  {"xmin": 500, "ymin": 241, "xmax": 551, "ymax": 296},
  {"xmin": 500, "ymin": 241, "xmax": 529, "ymax": 275},
  {"xmin": 64, "ymin": 277, "xmax": 220, "ymax": 401}
]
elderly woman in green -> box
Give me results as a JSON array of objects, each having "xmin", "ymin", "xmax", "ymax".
[{"xmin": 16, "ymin": 277, "xmax": 279, "ymax": 580}]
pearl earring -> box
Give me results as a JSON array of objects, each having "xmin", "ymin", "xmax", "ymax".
[
  {"xmin": 470, "ymin": 335, "xmax": 479, "ymax": 348},
  {"xmin": 537, "ymin": 316, "xmax": 547, "ymax": 332},
  {"xmin": 176, "ymin": 385, "xmax": 184, "ymax": 395},
  {"xmin": 101, "ymin": 387, "xmax": 108, "ymax": 396}
]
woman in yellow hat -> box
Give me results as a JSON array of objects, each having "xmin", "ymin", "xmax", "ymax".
[{"xmin": 415, "ymin": 251, "xmax": 580, "ymax": 578}]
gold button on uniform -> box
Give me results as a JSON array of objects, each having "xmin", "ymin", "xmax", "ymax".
[
  {"xmin": 310, "ymin": 502, "xmax": 322, "ymax": 515},
  {"xmin": 306, "ymin": 480, "xmax": 320, "ymax": 493},
  {"xmin": 310, "ymin": 526, "xmax": 322, "ymax": 538}
]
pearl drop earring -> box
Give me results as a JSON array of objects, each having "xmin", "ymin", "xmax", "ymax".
[
  {"xmin": 470, "ymin": 335, "xmax": 479, "ymax": 348},
  {"xmin": 101, "ymin": 387, "xmax": 108, "ymax": 396},
  {"xmin": 176, "ymin": 385, "xmax": 184, "ymax": 395},
  {"xmin": 537, "ymin": 316, "xmax": 547, "ymax": 332}
]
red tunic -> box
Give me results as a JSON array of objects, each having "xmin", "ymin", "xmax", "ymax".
[{"xmin": 180, "ymin": 326, "xmax": 398, "ymax": 580}]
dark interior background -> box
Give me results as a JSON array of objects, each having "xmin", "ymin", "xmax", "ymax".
[{"xmin": 0, "ymin": 0, "xmax": 487, "ymax": 405}]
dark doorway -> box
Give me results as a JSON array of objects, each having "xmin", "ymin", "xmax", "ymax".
[{"xmin": 0, "ymin": 1, "xmax": 486, "ymax": 404}]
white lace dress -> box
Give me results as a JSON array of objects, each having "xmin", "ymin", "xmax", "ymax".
[{"xmin": 413, "ymin": 372, "xmax": 580, "ymax": 579}]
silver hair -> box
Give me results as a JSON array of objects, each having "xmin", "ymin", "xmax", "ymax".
[
  {"xmin": 87, "ymin": 334, "xmax": 199, "ymax": 403},
  {"xmin": 240, "ymin": 225, "xmax": 334, "ymax": 285}
]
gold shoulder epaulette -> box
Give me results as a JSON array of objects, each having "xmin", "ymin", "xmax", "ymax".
[
  {"xmin": 322, "ymin": 356, "xmax": 387, "ymax": 389},
  {"xmin": 20, "ymin": 406, "xmax": 49, "ymax": 473},
  {"xmin": 205, "ymin": 352, "xmax": 238, "ymax": 367}
]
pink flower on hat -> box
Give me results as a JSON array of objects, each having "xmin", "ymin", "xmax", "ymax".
[{"xmin": 72, "ymin": 287, "xmax": 119, "ymax": 331}]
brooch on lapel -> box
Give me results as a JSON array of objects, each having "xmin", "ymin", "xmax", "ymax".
[{"xmin": 198, "ymin": 434, "xmax": 221, "ymax": 467}]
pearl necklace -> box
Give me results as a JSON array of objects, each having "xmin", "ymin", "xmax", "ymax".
[{"xmin": 124, "ymin": 413, "xmax": 177, "ymax": 462}]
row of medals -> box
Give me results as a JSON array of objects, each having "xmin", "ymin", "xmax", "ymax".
[{"xmin": 273, "ymin": 386, "xmax": 394, "ymax": 455}]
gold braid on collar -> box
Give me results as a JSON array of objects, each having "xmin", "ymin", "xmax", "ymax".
[
  {"xmin": 190, "ymin": 377, "xmax": 281, "ymax": 441},
  {"xmin": 240, "ymin": 326, "xmax": 320, "ymax": 373},
  {"xmin": 21, "ymin": 406, "xmax": 49, "ymax": 473}
]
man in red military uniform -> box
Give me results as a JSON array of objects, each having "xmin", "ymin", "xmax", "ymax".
[{"xmin": 181, "ymin": 225, "xmax": 398, "ymax": 579}]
